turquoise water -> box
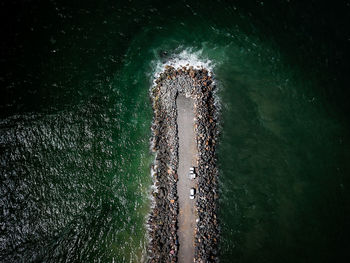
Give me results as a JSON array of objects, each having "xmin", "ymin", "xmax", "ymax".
[{"xmin": 1, "ymin": 1, "xmax": 349, "ymax": 262}]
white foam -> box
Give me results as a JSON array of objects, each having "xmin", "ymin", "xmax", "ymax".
[{"xmin": 152, "ymin": 48, "xmax": 215, "ymax": 84}]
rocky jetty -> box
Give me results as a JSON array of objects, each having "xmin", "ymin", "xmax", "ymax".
[{"xmin": 148, "ymin": 66, "xmax": 219, "ymax": 262}]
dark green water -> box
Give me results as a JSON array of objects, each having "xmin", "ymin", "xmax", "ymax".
[{"xmin": 1, "ymin": 0, "xmax": 349, "ymax": 262}]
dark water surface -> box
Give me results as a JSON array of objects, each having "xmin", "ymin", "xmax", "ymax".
[{"xmin": 1, "ymin": 0, "xmax": 350, "ymax": 262}]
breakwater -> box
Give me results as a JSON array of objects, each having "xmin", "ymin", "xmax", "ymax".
[{"xmin": 148, "ymin": 66, "xmax": 219, "ymax": 262}]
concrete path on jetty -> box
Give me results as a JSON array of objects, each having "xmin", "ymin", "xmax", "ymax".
[{"xmin": 176, "ymin": 95, "xmax": 198, "ymax": 263}]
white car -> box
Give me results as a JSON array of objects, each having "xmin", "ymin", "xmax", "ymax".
[
  {"xmin": 190, "ymin": 188, "xmax": 196, "ymax": 199},
  {"xmin": 189, "ymin": 167, "xmax": 196, "ymax": 179}
]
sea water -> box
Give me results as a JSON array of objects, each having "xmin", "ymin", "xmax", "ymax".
[{"xmin": 1, "ymin": 1, "xmax": 349, "ymax": 262}]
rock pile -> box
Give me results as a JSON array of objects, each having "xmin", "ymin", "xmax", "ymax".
[{"xmin": 148, "ymin": 66, "xmax": 219, "ymax": 262}]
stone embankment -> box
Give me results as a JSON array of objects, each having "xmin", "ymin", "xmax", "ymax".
[{"xmin": 148, "ymin": 66, "xmax": 219, "ymax": 262}]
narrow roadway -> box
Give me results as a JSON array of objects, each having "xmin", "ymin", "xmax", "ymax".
[{"xmin": 176, "ymin": 95, "xmax": 197, "ymax": 263}]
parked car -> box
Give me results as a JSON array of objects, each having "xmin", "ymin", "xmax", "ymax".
[
  {"xmin": 189, "ymin": 167, "xmax": 196, "ymax": 179},
  {"xmin": 190, "ymin": 188, "xmax": 196, "ymax": 199}
]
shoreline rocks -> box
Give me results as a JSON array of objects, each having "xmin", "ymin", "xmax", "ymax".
[{"xmin": 148, "ymin": 66, "xmax": 219, "ymax": 262}]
